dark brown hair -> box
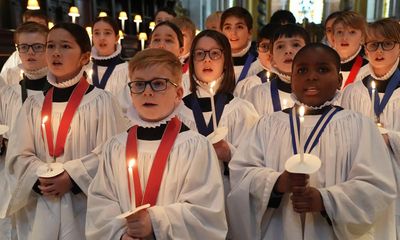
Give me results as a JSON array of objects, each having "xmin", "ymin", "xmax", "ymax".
[{"xmin": 189, "ymin": 30, "xmax": 235, "ymax": 94}]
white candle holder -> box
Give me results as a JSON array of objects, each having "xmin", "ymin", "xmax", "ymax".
[{"xmin": 116, "ymin": 203, "xmax": 150, "ymax": 219}]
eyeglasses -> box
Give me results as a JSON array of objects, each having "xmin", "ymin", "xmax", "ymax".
[
  {"xmin": 257, "ymin": 42, "xmax": 270, "ymax": 53},
  {"xmin": 365, "ymin": 41, "xmax": 399, "ymax": 52},
  {"xmin": 193, "ymin": 48, "xmax": 223, "ymax": 61},
  {"xmin": 16, "ymin": 43, "xmax": 46, "ymax": 53},
  {"xmin": 128, "ymin": 78, "xmax": 178, "ymax": 94}
]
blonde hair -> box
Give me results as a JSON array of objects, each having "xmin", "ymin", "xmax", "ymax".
[
  {"xmin": 170, "ymin": 16, "xmax": 196, "ymax": 39},
  {"xmin": 14, "ymin": 22, "xmax": 48, "ymax": 44},
  {"xmin": 366, "ymin": 18, "xmax": 400, "ymax": 43},
  {"xmin": 332, "ymin": 11, "xmax": 367, "ymax": 38},
  {"xmin": 129, "ymin": 48, "xmax": 182, "ymax": 85}
]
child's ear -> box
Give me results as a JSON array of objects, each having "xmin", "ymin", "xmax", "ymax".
[
  {"xmin": 80, "ymin": 52, "xmax": 91, "ymax": 66},
  {"xmin": 337, "ymin": 73, "xmax": 343, "ymax": 90},
  {"xmin": 175, "ymin": 86, "xmax": 184, "ymax": 103},
  {"xmin": 178, "ymin": 47, "xmax": 184, "ymax": 57}
]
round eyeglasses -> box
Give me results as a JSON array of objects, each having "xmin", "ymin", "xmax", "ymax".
[
  {"xmin": 192, "ymin": 48, "xmax": 223, "ymax": 61},
  {"xmin": 365, "ymin": 41, "xmax": 399, "ymax": 52},
  {"xmin": 16, "ymin": 43, "xmax": 46, "ymax": 53},
  {"xmin": 257, "ymin": 43, "xmax": 270, "ymax": 53},
  {"xmin": 128, "ymin": 78, "xmax": 178, "ymax": 94}
]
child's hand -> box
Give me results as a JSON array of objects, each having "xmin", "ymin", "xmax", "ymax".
[
  {"xmin": 121, "ymin": 233, "xmax": 137, "ymax": 240},
  {"xmin": 382, "ymin": 133, "xmax": 390, "ymax": 147},
  {"xmin": 125, "ymin": 209, "xmax": 153, "ymax": 239},
  {"xmin": 213, "ymin": 140, "xmax": 231, "ymax": 163},
  {"xmin": 289, "ymin": 173, "xmax": 309, "ymax": 194},
  {"xmin": 290, "ymin": 186, "xmax": 325, "ymax": 213},
  {"xmin": 38, "ymin": 171, "xmax": 73, "ymax": 197},
  {"xmin": 274, "ymin": 171, "xmax": 290, "ymax": 193}
]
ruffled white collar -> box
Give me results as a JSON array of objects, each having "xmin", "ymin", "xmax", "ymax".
[
  {"xmin": 340, "ymin": 46, "xmax": 362, "ymax": 64},
  {"xmin": 271, "ymin": 67, "xmax": 291, "ymax": 83},
  {"xmin": 369, "ymin": 57, "xmax": 399, "ymax": 81},
  {"xmin": 47, "ymin": 68, "xmax": 85, "ymax": 88},
  {"xmin": 232, "ymin": 41, "xmax": 252, "ymax": 57},
  {"xmin": 193, "ymin": 74, "xmax": 224, "ymax": 97},
  {"xmin": 290, "ymin": 90, "xmax": 341, "ymax": 110},
  {"xmin": 180, "ymin": 52, "xmax": 190, "ymax": 63},
  {"xmin": 18, "ymin": 64, "xmax": 47, "ymax": 80},
  {"xmin": 127, "ymin": 103, "xmax": 183, "ymax": 128},
  {"xmin": 91, "ymin": 43, "xmax": 122, "ymax": 60}
]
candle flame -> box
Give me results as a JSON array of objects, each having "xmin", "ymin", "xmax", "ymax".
[
  {"xmin": 299, "ymin": 105, "xmax": 305, "ymax": 117},
  {"xmin": 282, "ymin": 98, "xmax": 288, "ymax": 106},
  {"xmin": 266, "ymin": 71, "xmax": 270, "ymax": 78},
  {"xmin": 371, "ymin": 81, "xmax": 376, "ymax": 90},
  {"xmin": 42, "ymin": 116, "xmax": 48, "ymax": 125},
  {"xmin": 128, "ymin": 159, "xmax": 135, "ymax": 168}
]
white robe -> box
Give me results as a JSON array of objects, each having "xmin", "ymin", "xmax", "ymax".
[
  {"xmin": 2, "ymin": 66, "xmax": 22, "ymax": 86},
  {"xmin": 0, "ymin": 51, "xmax": 21, "ymax": 81},
  {"xmin": 234, "ymin": 73, "xmax": 263, "ymax": 98},
  {"xmin": 85, "ymin": 128, "xmax": 228, "ymax": 240},
  {"xmin": 179, "ymin": 87, "xmax": 259, "ymax": 197},
  {"xmin": 341, "ymin": 79, "xmax": 400, "ymax": 238},
  {"xmin": 227, "ymin": 110, "xmax": 396, "ymax": 240},
  {"xmin": 340, "ymin": 59, "xmax": 369, "ymax": 90},
  {"xmin": 3, "ymin": 88, "xmax": 127, "ymax": 240},
  {"xmin": 234, "ymin": 58, "xmax": 263, "ymax": 83},
  {"xmin": 86, "ymin": 61, "xmax": 130, "ymax": 97},
  {"xmin": 243, "ymin": 81, "xmax": 294, "ymax": 116}
]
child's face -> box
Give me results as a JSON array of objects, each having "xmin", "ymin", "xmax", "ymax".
[
  {"xmin": 17, "ymin": 32, "xmax": 47, "ymax": 71},
  {"xmin": 181, "ymin": 29, "xmax": 194, "ymax": 56},
  {"xmin": 155, "ymin": 11, "xmax": 175, "ymax": 25},
  {"xmin": 205, "ymin": 18, "xmax": 221, "ymax": 32},
  {"xmin": 365, "ymin": 34, "xmax": 400, "ymax": 73},
  {"xmin": 93, "ymin": 20, "xmax": 119, "ymax": 56},
  {"xmin": 333, "ymin": 23, "xmax": 363, "ymax": 59},
  {"xmin": 193, "ymin": 36, "xmax": 225, "ymax": 83},
  {"xmin": 46, "ymin": 28, "xmax": 90, "ymax": 82},
  {"xmin": 150, "ymin": 25, "xmax": 183, "ymax": 57},
  {"xmin": 257, "ymin": 38, "xmax": 272, "ymax": 69},
  {"xmin": 25, "ymin": 16, "xmax": 47, "ymax": 27},
  {"xmin": 129, "ymin": 65, "xmax": 183, "ymax": 122},
  {"xmin": 325, "ymin": 18, "xmax": 336, "ymax": 46},
  {"xmin": 271, "ymin": 36, "xmax": 306, "ymax": 74},
  {"xmin": 222, "ymin": 16, "xmax": 251, "ymax": 53},
  {"xmin": 292, "ymin": 48, "xmax": 341, "ymax": 107}
]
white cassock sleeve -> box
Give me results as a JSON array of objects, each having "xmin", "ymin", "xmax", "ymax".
[
  {"xmin": 86, "ymin": 131, "xmax": 228, "ymax": 240},
  {"xmin": 228, "ymin": 111, "xmax": 396, "ymax": 240},
  {"xmin": 234, "ymin": 75, "xmax": 262, "ymax": 98},
  {"xmin": 0, "ymin": 51, "xmax": 21, "ymax": 79}
]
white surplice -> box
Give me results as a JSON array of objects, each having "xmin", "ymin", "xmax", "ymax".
[
  {"xmin": 243, "ymin": 80, "xmax": 294, "ymax": 116},
  {"xmin": 85, "ymin": 120, "xmax": 227, "ymax": 240},
  {"xmin": 2, "ymin": 66, "xmax": 22, "ymax": 86},
  {"xmin": 234, "ymin": 73, "xmax": 263, "ymax": 98},
  {"xmin": 3, "ymin": 72, "xmax": 128, "ymax": 239},
  {"xmin": 0, "ymin": 51, "xmax": 21, "ymax": 81},
  {"xmin": 228, "ymin": 109, "xmax": 396, "ymax": 240},
  {"xmin": 341, "ymin": 70, "xmax": 400, "ymax": 238}
]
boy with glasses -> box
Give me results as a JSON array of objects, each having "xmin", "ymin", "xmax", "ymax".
[
  {"xmin": 86, "ymin": 48, "xmax": 227, "ymax": 240},
  {"xmin": 341, "ymin": 18, "xmax": 400, "ymax": 238},
  {"xmin": 0, "ymin": 21, "xmax": 49, "ymax": 240},
  {"xmin": 234, "ymin": 23, "xmax": 280, "ymax": 97}
]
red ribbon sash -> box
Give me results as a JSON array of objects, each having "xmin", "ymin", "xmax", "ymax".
[
  {"xmin": 125, "ymin": 117, "xmax": 181, "ymax": 207},
  {"xmin": 41, "ymin": 77, "xmax": 90, "ymax": 158},
  {"xmin": 343, "ymin": 55, "xmax": 363, "ymax": 89}
]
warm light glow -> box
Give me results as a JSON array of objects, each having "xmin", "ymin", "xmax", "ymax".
[
  {"xmin": 128, "ymin": 159, "xmax": 135, "ymax": 168},
  {"xmin": 42, "ymin": 115, "xmax": 48, "ymax": 125},
  {"xmin": 138, "ymin": 32, "xmax": 147, "ymax": 41},
  {"xmin": 266, "ymin": 71, "xmax": 270, "ymax": 80},
  {"xmin": 134, "ymin": 15, "xmax": 142, "ymax": 23},
  {"xmin": 48, "ymin": 21, "xmax": 54, "ymax": 29},
  {"xmin": 195, "ymin": 29, "xmax": 201, "ymax": 35},
  {"xmin": 68, "ymin": 6, "xmax": 80, "ymax": 17},
  {"xmin": 86, "ymin": 26, "xmax": 92, "ymax": 36},
  {"xmin": 282, "ymin": 98, "xmax": 288, "ymax": 108},
  {"xmin": 209, "ymin": 81, "xmax": 216, "ymax": 94},
  {"xmin": 27, "ymin": 0, "xmax": 40, "ymax": 10},
  {"xmin": 119, "ymin": 11, "xmax": 128, "ymax": 20},
  {"xmin": 371, "ymin": 81, "xmax": 376, "ymax": 90},
  {"xmin": 149, "ymin": 22, "xmax": 156, "ymax": 31},
  {"xmin": 98, "ymin": 12, "xmax": 107, "ymax": 17},
  {"xmin": 299, "ymin": 105, "xmax": 305, "ymax": 119}
]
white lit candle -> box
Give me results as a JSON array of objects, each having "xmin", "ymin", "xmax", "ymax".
[
  {"xmin": 134, "ymin": 15, "xmax": 142, "ymax": 33},
  {"xmin": 41, "ymin": 116, "xmax": 52, "ymax": 171},
  {"xmin": 149, "ymin": 22, "xmax": 156, "ymax": 31},
  {"xmin": 20, "ymin": 70, "xmax": 24, "ymax": 79},
  {"xmin": 209, "ymin": 81, "xmax": 218, "ymax": 131},
  {"xmin": 266, "ymin": 71, "xmax": 270, "ymax": 82},
  {"xmin": 371, "ymin": 81, "xmax": 376, "ymax": 122},
  {"xmin": 119, "ymin": 11, "xmax": 128, "ymax": 31},
  {"xmin": 138, "ymin": 32, "xmax": 147, "ymax": 50},
  {"xmin": 128, "ymin": 159, "xmax": 136, "ymax": 210},
  {"xmin": 298, "ymin": 106, "xmax": 305, "ymax": 162}
]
